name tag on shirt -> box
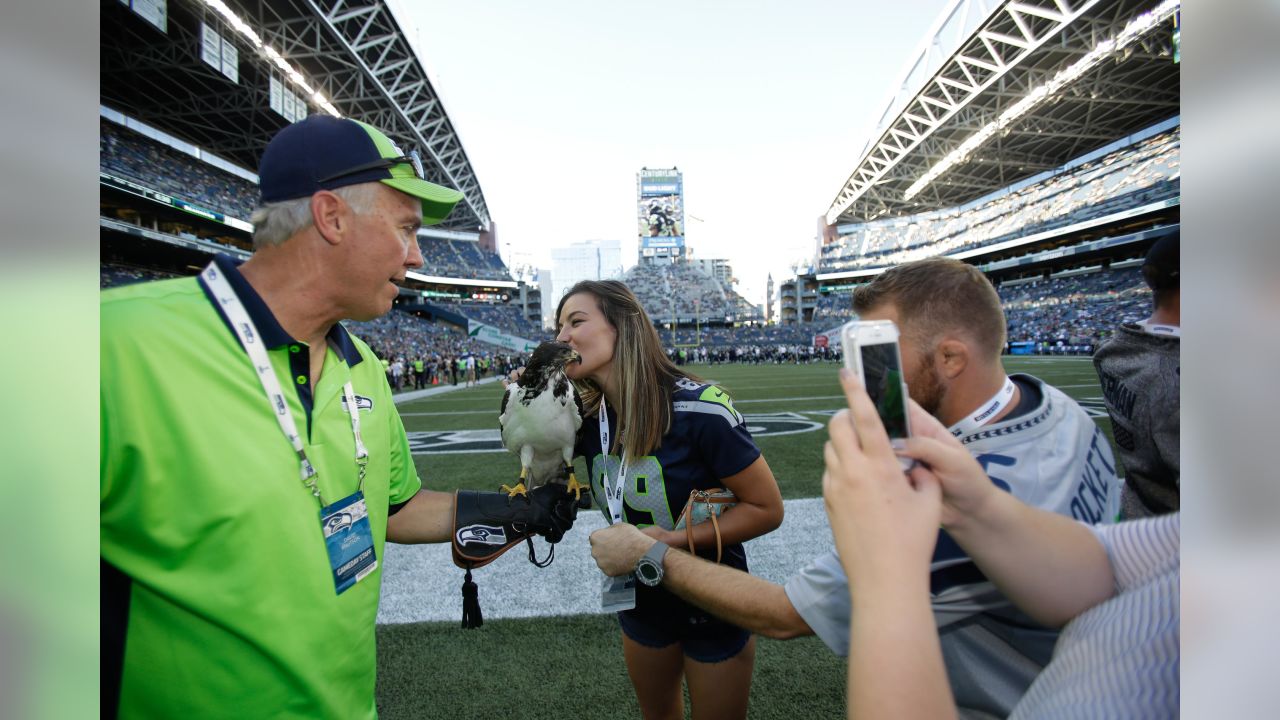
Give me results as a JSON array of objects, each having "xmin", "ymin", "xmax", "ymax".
[{"xmin": 321, "ymin": 491, "xmax": 378, "ymax": 595}]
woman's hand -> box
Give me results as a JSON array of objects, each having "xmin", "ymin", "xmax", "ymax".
[
  {"xmin": 898, "ymin": 399, "xmax": 1002, "ymax": 532},
  {"xmin": 639, "ymin": 525, "xmax": 679, "ymax": 546},
  {"xmin": 823, "ymin": 369, "xmax": 942, "ymax": 591},
  {"xmin": 502, "ymin": 366, "xmax": 525, "ymax": 389}
]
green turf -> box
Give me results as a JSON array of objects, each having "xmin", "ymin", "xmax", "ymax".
[
  {"xmin": 378, "ymin": 357, "xmax": 1113, "ymax": 719},
  {"xmin": 376, "ymin": 615, "xmax": 846, "ymax": 720},
  {"xmin": 398, "ymin": 357, "xmax": 1118, "ymax": 499}
]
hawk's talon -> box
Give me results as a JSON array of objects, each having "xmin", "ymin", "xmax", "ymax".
[
  {"xmin": 500, "ymin": 482, "xmax": 528, "ymax": 501},
  {"xmin": 565, "ymin": 473, "xmax": 587, "ymax": 502}
]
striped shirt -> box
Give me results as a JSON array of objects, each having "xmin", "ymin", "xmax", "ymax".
[{"xmin": 1011, "ymin": 513, "xmax": 1180, "ymax": 718}]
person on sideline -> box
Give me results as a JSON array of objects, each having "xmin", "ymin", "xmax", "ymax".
[
  {"xmin": 101, "ymin": 115, "xmax": 578, "ymax": 718},
  {"xmin": 1093, "ymin": 232, "xmax": 1180, "ymax": 518},
  {"xmin": 555, "ymin": 280, "xmax": 784, "ymax": 720}
]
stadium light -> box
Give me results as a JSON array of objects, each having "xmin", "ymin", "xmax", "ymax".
[
  {"xmin": 198, "ymin": 0, "xmax": 342, "ymax": 117},
  {"xmin": 903, "ymin": 0, "xmax": 1180, "ymax": 201}
]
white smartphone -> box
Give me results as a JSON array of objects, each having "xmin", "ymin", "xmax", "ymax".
[{"xmin": 841, "ymin": 319, "xmax": 914, "ymax": 469}]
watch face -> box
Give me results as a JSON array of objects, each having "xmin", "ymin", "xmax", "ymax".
[{"xmin": 636, "ymin": 559, "xmax": 662, "ymax": 586}]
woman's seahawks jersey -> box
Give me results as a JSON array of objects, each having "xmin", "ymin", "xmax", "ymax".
[{"xmin": 576, "ymin": 377, "xmax": 761, "ymax": 572}]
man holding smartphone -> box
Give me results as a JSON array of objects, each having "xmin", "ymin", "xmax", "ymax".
[{"xmin": 590, "ymin": 257, "xmax": 1120, "ymax": 718}]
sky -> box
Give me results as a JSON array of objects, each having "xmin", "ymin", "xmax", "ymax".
[{"xmin": 388, "ymin": 0, "xmax": 952, "ymax": 309}]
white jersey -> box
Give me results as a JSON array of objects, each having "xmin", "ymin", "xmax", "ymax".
[{"xmin": 785, "ymin": 374, "xmax": 1119, "ymax": 717}]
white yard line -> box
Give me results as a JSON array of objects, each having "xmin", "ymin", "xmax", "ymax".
[
  {"xmin": 391, "ymin": 376, "xmax": 503, "ymax": 405},
  {"xmin": 377, "ymin": 497, "xmax": 833, "ymax": 625}
]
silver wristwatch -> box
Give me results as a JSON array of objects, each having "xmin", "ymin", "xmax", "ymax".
[{"xmin": 635, "ymin": 541, "xmax": 669, "ymax": 587}]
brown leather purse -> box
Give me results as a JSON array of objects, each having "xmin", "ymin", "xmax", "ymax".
[{"xmin": 676, "ymin": 488, "xmax": 737, "ymax": 563}]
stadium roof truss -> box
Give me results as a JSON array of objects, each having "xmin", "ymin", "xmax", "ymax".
[
  {"xmin": 826, "ymin": 0, "xmax": 1180, "ymax": 225},
  {"xmin": 101, "ymin": 0, "xmax": 490, "ymax": 232}
]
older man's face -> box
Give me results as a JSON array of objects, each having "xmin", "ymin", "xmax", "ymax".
[{"xmin": 342, "ymin": 184, "xmax": 423, "ymax": 321}]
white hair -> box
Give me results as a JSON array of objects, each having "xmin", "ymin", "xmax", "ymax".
[{"xmin": 249, "ymin": 182, "xmax": 383, "ymax": 249}]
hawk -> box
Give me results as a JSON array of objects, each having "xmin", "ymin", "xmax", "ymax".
[{"xmin": 498, "ymin": 341, "xmax": 587, "ymax": 502}]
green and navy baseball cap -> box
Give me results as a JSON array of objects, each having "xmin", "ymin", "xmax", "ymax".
[{"xmin": 258, "ymin": 115, "xmax": 464, "ymax": 225}]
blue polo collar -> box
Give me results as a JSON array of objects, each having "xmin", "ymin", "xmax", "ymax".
[{"xmin": 199, "ymin": 254, "xmax": 364, "ymax": 367}]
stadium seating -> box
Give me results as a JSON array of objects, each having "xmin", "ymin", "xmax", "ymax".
[
  {"xmin": 622, "ymin": 261, "xmax": 759, "ymax": 324},
  {"xmin": 417, "ymin": 237, "xmax": 512, "ymax": 281},
  {"xmin": 820, "ymin": 128, "xmax": 1181, "ymax": 273},
  {"xmin": 104, "ymin": 257, "xmax": 1148, "ymax": 359},
  {"xmin": 444, "ymin": 302, "xmax": 543, "ymax": 337},
  {"xmin": 344, "ymin": 309, "xmax": 514, "ymax": 364},
  {"xmin": 1000, "ymin": 267, "xmax": 1150, "ymax": 349},
  {"xmin": 812, "ymin": 292, "xmax": 857, "ymax": 324},
  {"xmin": 100, "ymin": 119, "xmax": 260, "ymax": 220},
  {"xmin": 102, "ymin": 118, "xmax": 517, "ymax": 285}
]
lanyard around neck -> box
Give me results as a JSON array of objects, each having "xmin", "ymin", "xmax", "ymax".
[
  {"xmin": 598, "ymin": 397, "xmax": 629, "ymax": 524},
  {"xmin": 948, "ymin": 375, "xmax": 1016, "ymax": 438},
  {"xmin": 201, "ymin": 262, "xmax": 368, "ymax": 506}
]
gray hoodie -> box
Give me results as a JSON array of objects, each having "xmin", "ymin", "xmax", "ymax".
[{"xmin": 1092, "ymin": 323, "xmax": 1180, "ymax": 516}]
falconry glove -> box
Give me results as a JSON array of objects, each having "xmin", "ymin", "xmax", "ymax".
[
  {"xmin": 451, "ymin": 484, "xmax": 582, "ymax": 628},
  {"xmin": 451, "ymin": 483, "xmax": 580, "ymax": 567}
]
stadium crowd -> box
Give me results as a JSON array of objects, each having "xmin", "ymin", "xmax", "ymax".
[
  {"xmin": 101, "ymin": 257, "xmax": 1147, "ymax": 363},
  {"xmin": 343, "ymin": 311, "xmax": 527, "ymax": 390},
  {"xmin": 821, "ymin": 127, "xmax": 1180, "ymax": 272},
  {"xmin": 622, "ymin": 260, "xmax": 759, "ymax": 324},
  {"xmin": 1001, "ymin": 268, "xmax": 1151, "ymax": 349},
  {"xmin": 102, "ymin": 119, "xmax": 518, "ymax": 284},
  {"xmin": 439, "ymin": 300, "xmax": 542, "ymax": 338},
  {"xmin": 100, "ymin": 119, "xmax": 260, "ymax": 220}
]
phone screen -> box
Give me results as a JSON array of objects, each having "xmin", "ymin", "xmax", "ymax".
[{"xmin": 859, "ymin": 342, "xmax": 909, "ymax": 440}]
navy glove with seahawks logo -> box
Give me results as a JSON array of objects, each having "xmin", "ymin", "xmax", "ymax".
[{"xmin": 451, "ymin": 484, "xmax": 581, "ymax": 568}]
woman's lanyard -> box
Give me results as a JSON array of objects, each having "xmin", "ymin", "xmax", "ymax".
[
  {"xmin": 948, "ymin": 375, "xmax": 1016, "ymax": 438},
  {"xmin": 597, "ymin": 397, "xmax": 629, "ymax": 525},
  {"xmin": 201, "ymin": 262, "xmax": 368, "ymax": 506}
]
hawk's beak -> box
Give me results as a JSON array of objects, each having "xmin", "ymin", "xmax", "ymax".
[{"xmin": 569, "ymin": 351, "xmax": 581, "ymax": 365}]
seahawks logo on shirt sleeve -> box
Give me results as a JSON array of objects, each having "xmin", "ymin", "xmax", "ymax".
[{"xmin": 673, "ymin": 379, "xmax": 744, "ymax": 427}]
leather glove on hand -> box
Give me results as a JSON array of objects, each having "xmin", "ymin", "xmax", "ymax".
[
  {"xmin": 452, "ymin": 484, "xmax": 582, "ymax": 569},
  {"xmin": 526, "ymin": 483, "xmax": 580, "ymax": 543}
]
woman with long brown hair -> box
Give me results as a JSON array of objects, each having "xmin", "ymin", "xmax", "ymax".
[{"xmin": 555, "ymin": 279, "xmax": 783, "ymax": 720}]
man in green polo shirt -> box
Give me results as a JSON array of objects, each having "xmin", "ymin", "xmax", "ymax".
[{"xmin": 101, "ymin": 116, "xmax": 578, "ymax": 719}]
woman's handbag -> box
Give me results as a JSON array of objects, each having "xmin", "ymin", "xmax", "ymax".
[{"xmin": 674, "ymin": 488, "xmax": 737, "ymax": 563}]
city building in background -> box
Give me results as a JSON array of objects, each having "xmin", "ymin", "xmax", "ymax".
[
  {"xmin": 766, "ymin": 273, "xmax": 775, "ymax": 325},
  {"xmin": 690, "ymin": 258, "xmax": 734, "ymax": 286},
  {"xmin": 547, "ymin": 239, "xmax": 623, "ymax": 324}
]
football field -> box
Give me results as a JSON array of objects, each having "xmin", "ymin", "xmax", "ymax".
[{"xmin": 376, "ymin": 357, "xmax": 1113, "ymax": 719}]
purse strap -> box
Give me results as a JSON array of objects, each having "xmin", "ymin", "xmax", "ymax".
[{"xmin": 681, "ymin": 488, "xmax": 734, "ymax": 563}]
